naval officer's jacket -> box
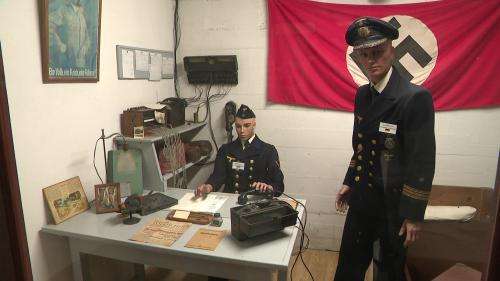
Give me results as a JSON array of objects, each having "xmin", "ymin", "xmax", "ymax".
[
  {"xmin": 206, "ymin": 135, "xmax": 284, "ymax": 195},
  {"xmin": 343, "ymin": 68, "xmax": 436, "ymax": 221}
]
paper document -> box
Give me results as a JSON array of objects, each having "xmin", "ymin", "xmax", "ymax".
[
  {"xmin": 135, "ymin": 50, "xmax": 149, "ymax": 72},
  {"xmin": 173, "ymin": 210, "xmax": 190, "ymax": 220},
  {"xmin": 162, "ymin": 56, "xmax": 174, "ymax": 75},
  {"xmin": 121, "ymin": 49, "xmax": 135, "ymax": 78},
  {"xmin": 130, "ymin": 218, "xmax": 191, "ymax": 247},
  {"xmin": 170, "ymin": 193, "xmax": 228, "ymax": 213},
  {"xmin": 185, "ymin": 228, "xmax": 226, "ymax": 251},
  {"xmin": 149, "ymin": 53, "xmax": 163, "ymax": 81}
]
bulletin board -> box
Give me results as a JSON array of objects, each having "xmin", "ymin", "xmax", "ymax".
[{"xmin": 116, "ymin": 45, "xmax": 174, "ymax": 80}]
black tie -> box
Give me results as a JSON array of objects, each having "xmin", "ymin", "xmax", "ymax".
[{"xmin": 370, "ymin": 85, "xmax": 379, "ymax": 105}]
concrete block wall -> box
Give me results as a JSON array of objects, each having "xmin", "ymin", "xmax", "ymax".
[{"xmin": 178, "ymin": 0, "xmax": 500, "ymax": 250}]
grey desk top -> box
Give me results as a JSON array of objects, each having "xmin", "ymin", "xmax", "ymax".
[{"xmin": 41, "ymin": 188, "xmax": 305, "ymax": 270}]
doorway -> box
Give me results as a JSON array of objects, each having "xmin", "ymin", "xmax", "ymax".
[{"xmin": 0, "ymin": 43, "xmax": 33, "ymax": 281}]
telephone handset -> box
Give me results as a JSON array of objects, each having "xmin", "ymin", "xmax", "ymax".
[{"xmin": 224, "ymin": 101, "xmax": 236, "ymax": 143}]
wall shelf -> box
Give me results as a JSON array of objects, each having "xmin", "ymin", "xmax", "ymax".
[
  {"xmin": 114, "ymin": 121, "xmax": 209, "ymax": 191},
  {"xmin": 162, "ymin": 155, "xmax": 209, "ymax": 181},
  {"xmin": 121, "ymin": 121, "xmax": 207, "ymax": 143}
]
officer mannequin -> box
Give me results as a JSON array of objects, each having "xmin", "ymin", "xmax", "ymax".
[
  {"xmin": 196, "ymin": 104, "xmax": 284, "ymax": 197},
  {"xmin": 195, "ymin": 104, "xmax": 284, "ymax": 281},
  {"xmin": 334, "ymin": 17, "xmax": 436, "ymax": 281}
]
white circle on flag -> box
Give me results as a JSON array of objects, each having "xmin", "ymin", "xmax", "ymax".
[{"xmin": 346, "ymin": 15, "xmax": 438, "ymax": 86}]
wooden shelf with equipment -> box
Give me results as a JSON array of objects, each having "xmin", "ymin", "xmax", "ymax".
[{"xmin": 114, "ymin": 121, "xmax": 210, "ymax": 192}]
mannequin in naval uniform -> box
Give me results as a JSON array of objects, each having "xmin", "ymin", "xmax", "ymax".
[
  {"xmin": 195, "ymin": 104, "xmax": 284, "ymax": 197},
  {"xmin": 195, "ymin": 104, "xmax": 285, "ymax": 281},
  {"xmin": 334, "ymin": 17, "xmax": 436, "ymax": 281}
]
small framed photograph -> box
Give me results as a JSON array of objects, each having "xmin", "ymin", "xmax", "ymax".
[
  {"xmin": 43, "ymin": 176, "xmax": 90, "ymax": 224},
  {"xmin": 94, "ymin": 183, "xmax": 121, "ymax": 214},
  {"xmin": 133, "ymin": 126, "xmax": 144, "ymax": 138},
  {"xmin": 39, "ymin": 0, "xmax": 102, "ymax": 83}
]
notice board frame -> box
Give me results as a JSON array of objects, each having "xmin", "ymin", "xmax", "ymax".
[{"xmin": 116, "ymin": 45, "xmax": 173, "ymax": 80}]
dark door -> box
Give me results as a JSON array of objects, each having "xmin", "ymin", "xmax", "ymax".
[{"xmin": 0, "ymin": 43, "xmax": 33, "ymax": 281}]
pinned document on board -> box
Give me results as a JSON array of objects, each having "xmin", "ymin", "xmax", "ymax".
[
  {"xmin": 162, "ymin": 56, "xmax": 174, "ymax": 76},
  {"xmin": 116, "ymin": 45, "xmax": 174, "ymax": 80},
  {"xmin": 135, "ymin": 50, "xmax": 149, "ymax": 72},
  {"xmin": 149, "ymin": 53, "xmax": 163, "ymax": 81},
  {"xmin": 121, "ymin": 49, "xmax": 135, "ymax": 79}
]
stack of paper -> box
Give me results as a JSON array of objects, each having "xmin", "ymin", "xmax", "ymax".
[{"xmin": 170, "ymin": 193, "xmax": 227, "ymax": 213}]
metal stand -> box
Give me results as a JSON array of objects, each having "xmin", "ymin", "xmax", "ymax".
[{"xmin": 101, "ymin": 129, "xmax": 107, "ymax": 182}]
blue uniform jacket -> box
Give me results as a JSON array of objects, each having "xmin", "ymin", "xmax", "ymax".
[
  {"xmin": 343, "ymin": 69, "xmax": 436, "ymax": 221},
  {"xmin": 206, "ymin": 135, "xmax": 284, "ymax": 195}
]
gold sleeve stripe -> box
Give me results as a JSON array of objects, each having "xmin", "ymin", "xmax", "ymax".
[
  {"xmin": 403, "ymin": 184, "xmax": 430, "ymax": 201},
  {"xmin": 404, "ymin": 184, "xmax": 430, "ymax": 196}
]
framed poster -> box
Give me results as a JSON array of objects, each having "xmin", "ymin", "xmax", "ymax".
[
  {"xmin": 39, "ymin": 0, "xmax": 102, "ymax": 83},
  {"xmin": 43, "ymin": 176, "xmax": 89, "ymax": 224},
  {"xmin": 94, "ymin": 183, "xmax": 121, "ymax": 214}
]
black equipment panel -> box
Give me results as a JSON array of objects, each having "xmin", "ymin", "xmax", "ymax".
[
  {"xmin": 230, "ymin": 199, "xmax": 298, "ymax": 241},
  {"xmin": 184, "ymin": 55, "xmax": 238, "ymax": 85}
]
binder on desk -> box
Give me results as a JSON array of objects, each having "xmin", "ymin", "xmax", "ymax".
[{"xmin": 107, "ymin": 149, "xmax": 143, "ymax": 196}]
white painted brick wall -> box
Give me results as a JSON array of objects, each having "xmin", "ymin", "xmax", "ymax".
[{"xmin": 178, "ymin": 0, "xmax": 500, "ymax": 250}]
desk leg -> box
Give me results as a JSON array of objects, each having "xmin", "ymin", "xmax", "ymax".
[
  {"xmin": 69, "ymin": 238, "xmax": 84, "ymax": 281},
  {"xmin": 278, "ymin": 270, "xmax": 288, "ymax": 281},
  {"xmin": 132, "ymin": 263, "xmax": 145, "ymax": 281}
]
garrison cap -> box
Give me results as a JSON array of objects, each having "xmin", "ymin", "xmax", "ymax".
[
  {"xmin": 346, "ymin": 17, "xmax": 399, "ymax": 49},
  {"xmin": 236, "ymin": 104, "xmax": 255, "ymax": 119}
]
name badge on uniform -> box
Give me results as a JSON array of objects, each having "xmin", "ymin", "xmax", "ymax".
[
  {"xmin": 232, "ymin": 161, "xmax": 245, "ymax": 171},
  {"xmin": 379, "ymin": 122, "xmax": 397, "ymax": 135}
]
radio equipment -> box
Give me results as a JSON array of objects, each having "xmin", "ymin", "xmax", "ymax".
[
  {"xmin": 184, "ymin": 55, "xmax": 238, "ymax": 85},
  {"xmin": 231, "ymin": 198, "xmax": 298, "ymax": 241}
]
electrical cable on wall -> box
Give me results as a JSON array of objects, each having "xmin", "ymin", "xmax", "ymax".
[
  {"xmin": 184, "ymin": 82, "xmax": 233, "ymax": 149},
  {"xmin": 173, "ymin": 0, "xmax": 181, "ymax": 97},
  {"xmin": 205, "ymin": 82, "xmax": 220, "ymax": 151},
  {"xmin": 93, "ymin": 132, "xmax": 127, "ymax": 184}
]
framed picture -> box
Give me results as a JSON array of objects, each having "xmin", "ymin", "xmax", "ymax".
[
  {"xmin": 39, "ymin": 0, "xmax": 102, "ymax": 83},
  {"xmin": 43, "ymin": 176, "xmax": 90, "ymax": 224},
  {"xmin": 94, "ymin": 183, "xmax": 121, "ymax": 214}
]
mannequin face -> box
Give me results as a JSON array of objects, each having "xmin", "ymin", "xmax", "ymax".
[
  {"xmin": 235, "ymin": 117, "xmax": 256, "ymax": 141},
  {"xmin": 355, "ymin": 41, "xmax": 394, "ymax": 84}
]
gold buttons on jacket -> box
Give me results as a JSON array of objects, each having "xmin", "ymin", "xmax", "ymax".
[
  {"xmin": 250, "ymin": 160, "xmax": 254, "ymax": 164},
  {"xmin": 355, "ymin": 176, "xmax": 360, "ymax": 182},
  {"xmin": 235, "ymin": 191, "xmax": 239, "ymax": 194},
  {"xmin": 357, "ymin": 133, "xmax": 363, "ymax": 138},
  {"xmin": 356, "ymin": 166, "xmax": 362, "ymax": 171},
  {"xmin": 371, "ymin": 150, "xmax": 375, "ymax": 156},
  {"xmin": 357, "ymin": 155, "xmax": 362, "ymax": 160},
  {"xmin": 357, "ymin": 144, "xmax": 363, "ymax": 152},
  {"xmin": 249, "ymin": 167, "xmax": 253, "ymax": 171},
  {"xmin": 249, "ymin": 175, "xmax": 253, "ymax": 180},
  {"xmin": 235, "ymin": 174, "xmax": 239, "ymax": 179},
  {"xmin": 371, "ymin": 139, "xmax": 377, "ymax": 145},
  {"xmin": 369, "ymin": 160, "xmax": 374, "ymax": 166},
  {"xmin": 368, "ymin": 183, "xmax": 373, "ymax": 188},
  {"xmin": 235, "ymin": 183, "xmax": 239, "ymax": 187},
  {"xmin": 369, "ymin": 172, "xmax": 373, "ymax": 177}
]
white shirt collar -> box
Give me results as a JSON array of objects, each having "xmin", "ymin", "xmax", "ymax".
[
  {"xmin": 248, "ymin": 134, "xmax": 256, "ymax": 144},
  {"xmin": 371, "ymin": 67, "xmax": 392, "ymax": 94}
]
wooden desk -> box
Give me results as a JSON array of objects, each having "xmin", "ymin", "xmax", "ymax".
[{"xmin": 41, "ymin": 189, "xmax": 305, "ymax": 281}]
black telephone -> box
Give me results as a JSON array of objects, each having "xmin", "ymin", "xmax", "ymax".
[
  {"xmin": 224, "ymin": 101, "xmax": 237, "ymax": 143},
  {"xmin": 160, "ymin": 97, "xmax": 188, "ymax": 127},
  {"xmin": 237, "ymin": 189, "xmax": 274, "ymax": 205}
]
